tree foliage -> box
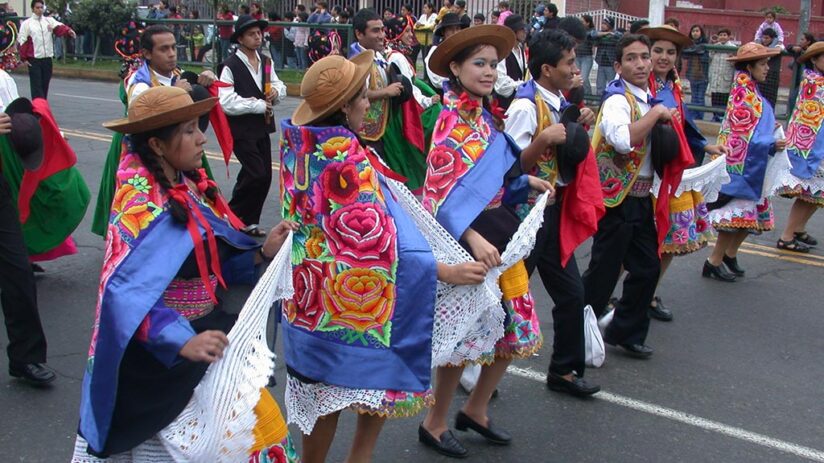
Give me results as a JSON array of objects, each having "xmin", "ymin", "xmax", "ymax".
[{"xmin": 72, "ymin": 0, "xmax": 135, "ymax": 39}]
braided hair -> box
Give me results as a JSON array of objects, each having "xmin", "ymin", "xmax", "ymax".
[
  {"xmin": 130, "ymin": 123, "xmax": 219, "ymax": 224},
  {"xmin": 446, "ymin": 43, "xmax": 506, "ymax": 131}
]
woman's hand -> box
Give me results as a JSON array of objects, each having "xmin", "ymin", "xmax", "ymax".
[
  {"xmin": 179, "ymin": 330, "xmax": 229, "ymax": 363},
  {"xmin": 261, "ymin": 221, "xmax": 300, "ymax": 259},
  {"xmin": 463, "ymin": 229, "xmax": 501, "ymax": 268},
  {"xmin": 704, "ymin": 144, "xmax": 729, "ymax": 157},
  {"xmin": 528, "ymin": 176, "xmax": 555, "ymax": 198},
  {"xmin": 775, "ymin": 138, "xmax": 787, "ymax": 151},
  {"xmin": 437, "ymin": 262, "xmax": 489, "ymax": 285}
]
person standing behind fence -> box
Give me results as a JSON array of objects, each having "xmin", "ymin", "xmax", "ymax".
[
  {"xmin": 757, "ymin": 28, "xmax": 783, "ymax": 109},
  {"xmin": 576, "ymin": 14, "xmax": 595, "ymax": 96},
  {"xmin": 415, "ymin": 2, "xmax": 437, "ymax": 58},
  {"xmin": 217, "ymin": 4, "xmax": 235, "ymax": 61},
  {"xmin": 682, "ymin": 25, "xmax": 709, "ymax": 120},
  {"xmin": 17, "ymin": 0, "xmax": 75, "ymax": 100},
  {"xmin": 754, "ymin": 11, "xmax": 784, "ymax": 47},
  {"xmin": 591, "ymin": 16, "xmax": 620, "ymax": 98},
  {"xmin": 787, "ymin": 32, "xmax": 816, "ymax": 106},
  {"xmin": 708, "ymin": 28, "xmax": 737, "ymax": 122},
  {"xmin": 293, "ymin": 11, "xmax": 309, "ymax": 69}
]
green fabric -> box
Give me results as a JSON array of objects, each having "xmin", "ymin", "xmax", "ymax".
[
  {"xmin": 381, "ymin": 105, "xmax": 427, "ymax": 191},
  {"xmin": 0, "ymin": 135, "xmax": 90, "ymax": 254},
  {"xmin": 414, "ymin": 77, "xmax": 442, "ymax": 153}
]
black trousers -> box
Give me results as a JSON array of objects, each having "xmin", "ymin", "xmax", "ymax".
[
  {"xmin": 28, "ymin": 57, "xmax": 53, "ymax": 100},
  {"xmin": 229, "ymin": 133, "xmax": 272, "ymax": 226},
  {"xmin": 0, "ymin": 176, "xmax": 47, "ymax": 365},
  {"xmin": 524, "ymin": 189, "xmax": 586, "ymax": 377},
  {"xmin": 582, "ymin": 195, "xmax": 659, "ymax": 346}
]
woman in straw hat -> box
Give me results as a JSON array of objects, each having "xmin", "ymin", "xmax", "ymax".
[
  {"xmin": 72, "ymin": 86, "xmax": 298, "ymax": 462},
  {"xmin": 279, "ymin": 51, "xmax": 488, "ymax": 462},
  {"xmin": 703, "ymin": 42, "xmax": 786, "ymax": 282},
  {"xmin": 773, "ymin": 41, "xmax": 824, "ymax": 253},
  {"xmin": 635, "ymin": 25, "xmax": 730, "ymax": 317},
  {"xmin": 419, "ymin": 25, "xmax": 552, "ymax": 458}
]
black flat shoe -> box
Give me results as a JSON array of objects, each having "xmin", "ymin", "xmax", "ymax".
[
  {"xmin": 455, "ymin": 411, "xmax": 511, "ymax": 445},
  {"xmin": 31, "ymin": 263, "xmax": 45, "ymax": 273},
  {"xmin": 794, "ymin": 231, "xmax": 818, "ymax": 246},
  {"xmin": 648, "ymin": 296, "xmax": 674, "ymax": 322},
  {"xmin": 9, "ymin": 362, "xmax": 56, "ymax": 386},
  {"xmin": 546, "ymin": 371, "xmax": 601, "ymax": 397},
  {"xmin": 722, "ymin": 255, "xmax": 747, "ymax": 275},
  {"xmin": 776, "ymin": 238, "xmax": 810, "ymax": 254},
  {"xmin": 418, "ymin": 424, "xmax": 468, "ymax": 459},
  {"xmin": 604, "ymin": 340, "xmax": 653, "ymax": 359},
  {"xmin": 702, "ymin": 260, "xmax": 737, "ymax": 282}
]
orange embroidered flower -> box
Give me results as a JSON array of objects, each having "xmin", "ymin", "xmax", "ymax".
[
  {"xmin": 358, "ymin": 165, "xmax": 378, "ymax": 193},
  {"xmin": 797, "ymin": 100, "xmax": 824, "ymax": 127},
  {"xmin": 321, "ymin": 267, "xmax": 396, "ymax": 333},
  {"xmin": 462, "ymin": 139, "xmax": 486, "ymax": 161},
  {"xmin": 449, "ymin": 124, "xmax": 474, "ymax": 143},
  {"xmin": 112, "ymin": 182, "xmax": 157, "ymax": 238},
  {"xmin": 320, "ymin": 136, "xmax": 352, "ymax": 159},
  {"xmin": 305, "ymin": 228, "xmax": 326, "ymax": 258}
]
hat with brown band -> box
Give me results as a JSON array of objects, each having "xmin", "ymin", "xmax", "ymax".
[
  {"xmin": 103, "ymin": 86, "xmax": 217, "ymax": 134},
  {"xmin": 638, "ymin": 25, "xmax": 692, "ymax": 49},
  {"xmin": 726, "ymin": 42, "xmax": 781, "ymax": 62},
  {"xmin": 798, "ymin": 41, "xmax": 824, "ymax": 63},
  {"xmin": 291, "ymin": 50, "xmax": 374, "ymax": 126},
  {"xmin": 428, "ymin": 25, "xmax": 516, "ymax": 78}
]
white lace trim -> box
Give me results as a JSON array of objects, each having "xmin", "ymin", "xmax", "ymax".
[
  {"xmin": 652, "ymin": 155, "xmax": 730, "ymax": 202},
  {"xmin": 73, "ymin": 234, "xmax": 295, "ymax": 462},
  {"xmin": 769, "ymin": 163, "xmax": 824, "ymax": 197},
  {"xmin": 707, "ymin": 198, "xmax": 763, "ymax": 223},
  {"xmin": 762, "ymin": 142, "xmax": 792, "ymax": 200},
  {"xmin": 285, "ymin": 375, "xmax": 390, "ymax": 434}
]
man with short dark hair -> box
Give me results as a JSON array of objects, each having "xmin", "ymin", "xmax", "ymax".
[
  {"xmin": 17, "ymin": 0, "xmax": 76, "ymax": 99},
  {"xmin": 542, "ymin": 3, "xmax": 559, "ymax": 30},
  {"xmin": 495, "ymin": 14, "xmax": 529, "ymax": 109},
  {"xmin": 590, "ymin": 16, "xmax": 621, "ymax": 96},
  {"xmin": 472, "ymin": 13, "xmax": 485, "ymax": 26},
  {"xmin": 451, "ymin": 0, "xmax": 470, "ymax": 27}
]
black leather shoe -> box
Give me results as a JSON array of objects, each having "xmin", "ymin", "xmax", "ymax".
[
  {"xmin": 702, "ymin": 260, "xmax": 737, "ymax": 282},
  {"xmin": 418, "ymin": 424, "xmax": 468, "ymax": 459},
  {"xmin": 9, "ymin": 362, "xmax": 56, "ymax": 386},
  {"xmin": 648, "ymin": 296, "xmax": 674, "ymax": 322},
  {"xmin": 455, "ymin": 411, "xmax": 511, "ymax": 445},
  {"xmin": 605, "ymin": 342, "xmax": 653, "ymax": 359},
  {"xmin": 722, "ymin": 255, "xmax": 746, "ymax": 276},
  {"xmin": 546, "ymin": 371, "xmax": 601, "ymax": 397}
]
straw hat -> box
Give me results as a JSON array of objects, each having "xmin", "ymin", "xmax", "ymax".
[
  {"xmin": 429, "ymin": 25, "xmax": 516, "ymax": 78},
  {"xmin": 798, "ymin": 41, "xmax": 824, "ymax": 63},
  {"xmin": 103, "ymin": 86, "xmax": 217, "ymax": 134},
  {"xmin": 638, "ymin": 25, "xmax": 692, "ymax": 49},
  {"xmin": 726, "ymin": 42, "xmax": 780, "ymax": 62},
  {"xmin": 291, "ymin": 51, "xmax": 374, "ymax": 126}
]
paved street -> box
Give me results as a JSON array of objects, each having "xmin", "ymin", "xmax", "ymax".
[{"xmin": 1, "ymin": 76, "xmax": 823, "ymax": 462}]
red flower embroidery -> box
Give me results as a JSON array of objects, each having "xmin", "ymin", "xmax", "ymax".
[
  {"xmin": 424, "ymin": 145, "xmax": 468, "ymax": 204},
  {"xmin": 290, "ymin": 259, "xmax": 326, "ymax": 330},
  {"xmin": 320, "ymin": 162, "xmax": 361, "ymax": 205},
  {"xmin": 602, "ymin": 177, "xmax": 623, "ymax": 199},
  {"xmin": 324, "ymin": 202, "xmax": 397, "ymax": 271}
]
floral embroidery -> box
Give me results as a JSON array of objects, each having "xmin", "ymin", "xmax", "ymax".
[
  {"xmin": 718, "ymin": 71, "xmax": 764, "ymax": 175},
  {"xmin": 786, "ymin": 69, "xmax": 824, "ymax": 160},
  {"xmin": 320, "ymin": 266, "xmax": 396, "ymax": 339},
  {"xmin": 324, "ymin": 202, "xmax": 397, "ymax": 271}
]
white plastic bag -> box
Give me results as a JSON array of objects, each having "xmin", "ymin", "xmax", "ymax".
[{"xmin": 584, "ymin": 304, "xmax": 606, "ymax": 368}]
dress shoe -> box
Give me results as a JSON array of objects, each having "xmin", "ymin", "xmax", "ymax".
[
  {"xmin": 9, "ymin": 362, "xmax": 56, "ymax": 386},
  {"xmin": 702, "ymin": 260, "xmax": 737, "ymax": 282},
  {"xmin": 648, "ymin": 296, "xmax": 674, "ymax": 322},
  {"xmin": 455, "ymin": 410, "xmax": 511, "ymax": 445},
  {"xmin": 604, "ymin": 340, "xmax": 653, "ymax": 359},
  {"xmin": 31, "ymin": 263, "xmax": 45, "ymax": 273},
  {"xmin": 722, "ymin": 255, "xmax": 746, "ymax": 276},
  {"xmin": 418, "ymin": 424, "xmax": 468, "ymax": 459},
  {"xmin": 546, "ymin": 371, "xmax": 601, "ymax": 397}
]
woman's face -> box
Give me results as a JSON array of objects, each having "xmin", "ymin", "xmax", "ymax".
[
  {"xmin": 690, "ymin": 26, "xmax": 701, "ymax": 40},
  {"xmin": 401, "ymin": 6, "xmax": 410, "ymax": 16},
  {"xmin": 813, "ymin": 54, "xmax": 824, "ymax": 74},
  {"xmin": 651, "ymin": 40, "xmax": 678, "ymax": 76},
  {"xmin": 157, "ymin": 119, "xmax": 207, "ymax": 173},
  {"xmin": 424, "ymin": 4, "xmax": 432, "ymax": 14},
  {"xmin": 401, "ymin": 28, "xmax": 414, "ymax": 46},
  {"xmin": 449, "ymin": 45, "xmax": 499, "ymax": 98},
  {"xmin": 343, "ymin": 84, "xmax": 370, "ymax": 131},
  {"xmin": 747, "ymin": 58, "xmax": 770, "ymax": 83}
]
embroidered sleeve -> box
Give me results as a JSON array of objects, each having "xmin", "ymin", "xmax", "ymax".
[{"xmin": 134, "ymin": 300, "xmax": 196, "ymax": 368}]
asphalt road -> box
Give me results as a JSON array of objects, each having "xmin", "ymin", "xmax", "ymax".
[{"xmin": 1, "ymin": 76, "xmax": 823, "ymax": 463}]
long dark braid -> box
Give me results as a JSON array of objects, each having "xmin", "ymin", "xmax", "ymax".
[{"xmin": 130, "ymin": 125, "xmax": 190, "ymax": 224}]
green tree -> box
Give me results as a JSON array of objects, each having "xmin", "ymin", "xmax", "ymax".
[{"xmin": 72, "ymin": 0, "xmax": 136, "ymax": 64}]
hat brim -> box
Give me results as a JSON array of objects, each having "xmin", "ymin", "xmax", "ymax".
[
  {"xmin": 429, "ymin": 25, "xmax": 516, "ymax": 79},
  {"xmin": 11, "ymin": 114, "xmax": 43, "ymax": 171},
  {"xmin": 639, "ymin": 26, "xmax": 692, "ymax": 49},
  {"xmin": 103, "ymin": 97, "xmax": 217, "ymax": 134},
  {"xmin": 434, "ymin": 19, "xmax": 469, "ymax": 37},
  {"xmin": 798, "ymin": 43, "xmax": 824, "ymax": 63},
  {"xmin": 726, "ymin": 47, "xmax": 781, "ymax": 62},
  {"xmin": 291, "ymin": 50, "xmax": 374, "ymax": 127},
  {"xmin": 5, "ymin": 97, "xmax": 33, "ymax": 116},
  {"xmin": 231, "ymin": 19, "xmax": 269, "ymax": 43}
]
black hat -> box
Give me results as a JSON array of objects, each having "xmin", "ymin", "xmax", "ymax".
[
  {"xmin": 434, "ymin": 13, "xmax": 468, "ymax": 37},
  {"xmin": 650, "ymin": 123, "xmax": 679, "ymax": 177},
  {"xmin": 602, "ymin": 16, "xmax": 615, "ymax": 29},
  {"xmin": 177, "ymin": 71, "xmax": 212, "ymax": 132},
  {"xmin": 504, "ymin": 14, "xmax": 526, "ymax": 33},
  {"xmin": 231, "ymin": 14, "xmax": 268, "ymax": 43},
  {"xmin": 556, "ymin": 105, "xmax": 590, "ymax": 183},
  {"xmin": 5, "ymin": 98, "xmax": 43, "ymax": 171}
]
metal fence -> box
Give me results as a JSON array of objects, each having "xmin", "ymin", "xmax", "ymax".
[{"xmin": 567, "ymin": 8, "xmax": 640, "ymax": 33}]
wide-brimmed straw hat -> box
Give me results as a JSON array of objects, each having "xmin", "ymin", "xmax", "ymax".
[
  {"xmin": 291, "ymin": 51, "xmax": 374, "ymax": 126},
  {"xmin": 103, "ymin": 86, "xmax": 217, "ymax": 134},
  {"xmin": 726, "ymin": 42, "xmax": 780, "ymax": 62},
  {"xmin": 638, "ymin": 25, "xmax": 692, "ymax": 49},
  {"xmin": 798, "ymin": 41, "xmax": 824, "ymax": 63},
  {"xmin": 429, "ymin": 25, "xmax": 516, "ymax": 78}
]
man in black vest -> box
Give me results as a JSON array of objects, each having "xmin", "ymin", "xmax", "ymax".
[
  {"xmin": 494, "ymin": 14, "xmax": 529, "ymax": 109},
  {"xmin": 219, "ymin": 15, "xmax": 286, "ymax": 236}
]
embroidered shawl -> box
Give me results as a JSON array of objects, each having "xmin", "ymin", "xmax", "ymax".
[
  {"xmin": 717, "ymin": 71, "xmax": 777, "ymax": 200},
  {"xmin": 279, "ymin": 120, "xmax": 437, "ymax": 392},
  {"xmin": 785, "ymin": 68, "xmax": 824, "ymax": 179}
]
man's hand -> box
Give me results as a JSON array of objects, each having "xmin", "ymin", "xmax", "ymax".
[
  {"xmin": 431, "ymin": 94, "xmax": 441, "ymax": 105},
  {"xmin": 541, "ymin": 123, "xmax": 566, "ymax": 146},
  {"xmin": 197, "ymin": 70, "xmax": 217, "ymax": 87},
  {"xmin": 578, "ymin": 107, "xmax": 596, "ymax": 126},
  {"xmin": 0, "ymin": 113, "xmax": 11, "ymax": 135},
  {"xmin": 704, "ymin": 144, "xmax": 729, "ymax": 157},
  {"xmin": 179, "ymin": 330, "xmax": 229, "ymax": 363},
  {"xmin": 384, "ymin": 82, "xmax": 403, "ymax": 98},
  {"xmin": 571, "ymin": 74, "xmax": 583, "ymax": 89},
  {"xmin": 265, "ymin": 99, "xmax": 273, "ymax": 113},
  {"xmin": 265, "ymin": 89, "xmax": 279, "ymax": 103},
  {"xmin": 652, "ymin": 104, "xmax": 674, "ymax": 122},
  {"xmin": 174, "ymin": 80, "xmax": 193, "ymax": 92}
]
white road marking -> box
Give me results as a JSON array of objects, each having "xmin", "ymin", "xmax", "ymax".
[
  {"xmin": 507, "ymin": 366, "xmax": 824, "ymax": 462},
  {"xmin": 51, "ymin": 92, "xmax": 121, "ymax": 103}
]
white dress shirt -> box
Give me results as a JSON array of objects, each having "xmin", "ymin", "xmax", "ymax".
[
  {"xmin": 599, "ymin": 78, "xmax": 653, "ymax": 177},
  {"xmin": 424, "ymin": 45, "xmax": 447, "ymax": 92},
  {"xmin": 126, "ymin": 68, "xmax": 176, "ymax": 104},
  {"xmin": 18, "ymin": 14, "xmax": 67, "ymax": 59},
  {"xmin": 415, "ymin": 13, "xmax": 437, "ymax": 28},
  {"xmin": 219, "ymin": 50, "xmax": 286, "ymax": 116},
  {"xmin": 494, "ymin": 44, "xmax": 526, "ymax": 98},
  {"xmin": 505, "ymin": 82, "xmax": 568, "ymax": 186},
  {"xmin": 0, "ymin": 70, "xmax": 19, "ymax": 110},
  {"xmin": 387, "ymin": 51, "xmax": 434, "ymax": 108}
]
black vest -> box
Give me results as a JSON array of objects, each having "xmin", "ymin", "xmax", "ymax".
[
  {"xmin": 223, "ymin": 52, "xmax": 276, "ymax": 137},
  {"xmin": 496, "ymin": 46, "xmax": 527, "ymax": 109}
]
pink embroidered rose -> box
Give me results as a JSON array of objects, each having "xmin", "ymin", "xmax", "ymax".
[
  {"xmin": 728, "ymin": 106, "xmax": 757, "ymax": 133},
  {"xmin": 424, "ymin": 145, "xmax": 467, "ymax": 205},
  {"xmin": 787, "ymin": 123, "xmax": 816, "ymax": 152},
  {"xmin": 290, "ymin": 259, "xmax": 326, "ymax": 330},
  {"xmin": 432, "ymin": 111, "xmax": 458, "ymax": 145},
  {"xmin": 324, "ymin": 202, "xmax": 397, "ymax": 271},
  {"xmin": 726, "ymin": 135, "xmax": 749, "ymax": 165}
]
